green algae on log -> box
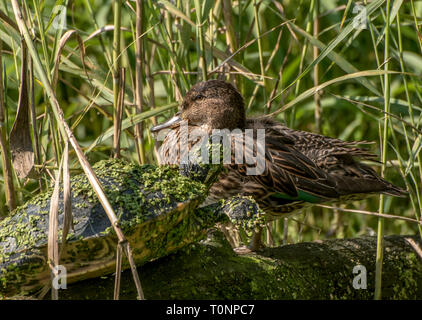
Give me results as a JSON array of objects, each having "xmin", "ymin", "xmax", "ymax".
[
  {"xmin": 58, "ymin": 231, "xmax": 422, "ymax": 300},
  {"xmin": 0, "ymin": 159, "xmax": 229, "ymax": 297}
]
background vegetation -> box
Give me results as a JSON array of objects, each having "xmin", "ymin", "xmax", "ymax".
[{"xmin": 0, "ymin": 0, "xmax": 421, "ymax": 251}]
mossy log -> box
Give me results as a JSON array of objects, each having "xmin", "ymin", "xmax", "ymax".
[{"xmin": 57, "ymin": 230, "xmax": 422, "ymax": 300}]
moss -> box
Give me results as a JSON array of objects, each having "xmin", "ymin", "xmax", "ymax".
[
  {"xmin": 69, "ymin": 159, "xmax": 209, "ymax": 230},
  {"xmin": 388, "ymin": 251, "xmax": 420, "ymax": 299},
  {"xmin": 218, "ymin": 196, "xmax": 266, "ymax": 238}
]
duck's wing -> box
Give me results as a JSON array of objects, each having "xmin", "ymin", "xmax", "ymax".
[
  {"xmin": 269, "ymin": 121, "xmax": 377, "ymax": 166},
  {"xmin": 233, "ymin": 122, "xmax": 340, "ymax": 201},
  {"xmin": 247, "ymin": 118, "xmax": 406, "ymax": 198}
]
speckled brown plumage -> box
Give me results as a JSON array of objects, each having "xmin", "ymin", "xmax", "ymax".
[{"xmin": 152, "ymin": 80, "xmax": 407, "ymax": 220}]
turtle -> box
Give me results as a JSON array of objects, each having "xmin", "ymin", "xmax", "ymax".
[{"xmin": 0, "ymin": 158, "xmax": 264, "ymax": 297}]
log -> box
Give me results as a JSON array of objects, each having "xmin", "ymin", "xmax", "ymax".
[{"xmin": 57, "ymin": 230, "xmax": 422, "ymax": 300}]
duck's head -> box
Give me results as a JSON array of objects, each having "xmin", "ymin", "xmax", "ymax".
[{"xmin": 151, "ymin": 80, "xmax": 245, "ymax": 133}]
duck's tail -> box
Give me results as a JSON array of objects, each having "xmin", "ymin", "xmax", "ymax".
[
  {"xmin": 380, "ymin": 182, "xmax": 408, "ymax": 197},
  {"xmin": 328, "ymin": 159, "xmax": 408, "ymax": 199}
]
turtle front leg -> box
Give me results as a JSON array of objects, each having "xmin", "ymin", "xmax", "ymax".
[
  {"xmin": 232, "ymin": 227, "xmax": 264, "ymax": 254},
  {"xmin": 248, "ymin": 227, "xmax": 263, "ymax": 251},
  {"xmin": 218, "ymin": 221, "xmax": 242, "ymax": 248},
  {"xmin": 217, "ymin": 195, "xmax": 266, "ymax": 254}
]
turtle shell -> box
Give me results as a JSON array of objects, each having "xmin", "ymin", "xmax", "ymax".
[{"xmin": 0, "ymin": 159, "xmax": 212, "ymax": 297}]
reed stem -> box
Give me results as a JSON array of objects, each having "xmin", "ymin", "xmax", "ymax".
[
  {"xmin": 0, "ymin": 38, "xmax": 16, "ymax": 213},
  {"xmin": 11, "ymin": 0, "xmax": 144, "ymax": 299},
  {"xmin": 134, "ymin": 0, "xmax": 146, "ymax": 164},
  {"xmin": 112, "ymin": 0, "xmax": 122, "ymax": 158},
  {"xmin": 375, "ymin": 0, "xmax": 391, "ymax": 301}
]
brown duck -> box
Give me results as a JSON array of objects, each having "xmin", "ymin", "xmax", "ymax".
[{"xmin": 151, "ymin": 80, "xmax": 406, "ymax": 249}]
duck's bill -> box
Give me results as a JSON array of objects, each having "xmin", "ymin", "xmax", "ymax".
[{"xmin": 150, "ymin": 113, "xmax": 182, "ymax": 133}]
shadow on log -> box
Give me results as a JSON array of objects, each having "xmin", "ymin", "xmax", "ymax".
[{"xmin": 58, "ymin": 230, "xmax": 422, "ymax": 300}]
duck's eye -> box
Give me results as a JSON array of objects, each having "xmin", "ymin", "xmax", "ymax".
[{"xmin": 193, "ymin": 94, "xmax": 205, "ymax": 101}]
